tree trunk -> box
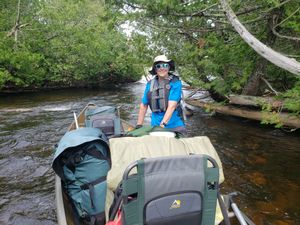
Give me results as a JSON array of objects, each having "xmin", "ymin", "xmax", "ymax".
[
  {"xmin": 195, "ymin": 65, "xmax": 227, "ymax": 101},
  {"xmin": 242, "ymin": 59, "xmax": 266, "ymax": 96},
  {"xmin": 228, "ymin": 94, "xmax": 284, "ymax": 109},
  {"xmin": 7, "ymin": 0, "xmax": 21, "ymax": 48},
  {"xmin": 242, "ymin": 9, "xmax": 280, "ymax": 96},
  {"xmin": 186, "ymin": 99, "xmax": 300, "ymax": 128},
  {"xmin": 220, "ymin": 0, "xmax": 300, "ymax": 76}
]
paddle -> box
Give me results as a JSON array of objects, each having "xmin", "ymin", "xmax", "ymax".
[{"xmin": 73, "ymin": 111, "xmax": 79, "ymax": 129}]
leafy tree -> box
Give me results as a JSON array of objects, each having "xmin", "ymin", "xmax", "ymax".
[{"xmin": 0, "ymin": 0, "xmax": 144, "ymax": 90}]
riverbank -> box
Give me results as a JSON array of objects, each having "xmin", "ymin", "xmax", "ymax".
[{"xmin": 0, "ymin": 81, "xmax": 134, "ymax": 95}]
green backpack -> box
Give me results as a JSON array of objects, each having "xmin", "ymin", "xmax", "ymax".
[{"xmin": 52, "ymin": 127, "xmax": 110, "ymax": 225}]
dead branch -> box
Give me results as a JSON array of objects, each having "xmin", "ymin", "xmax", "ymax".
[
  {"xmin": 271, "ymin": 27, "xmax": 300, "ymax": 42},
  {"xmin": 260, "ymin": 77, "xmax": 279, "ymax": 95},
  {"xmin": 8, "ymin": 0, "xmax": 21, "ymax": 43},
  {"xmin": 273, "ymin": 6, "xmax": 300, "ymax": 29},
  {"xmin": 220, "ymin": 0, "xmax": 300, "ymax": 76}
]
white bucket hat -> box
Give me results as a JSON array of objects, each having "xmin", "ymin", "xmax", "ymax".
[{"xmin": 149, "ymin": 55, "xmax": 175, "ymax": 75}]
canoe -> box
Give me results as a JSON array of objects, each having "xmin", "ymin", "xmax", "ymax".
[{"xmin": 54, "ymin": 103, "xmax": 255, "ymax": 225}]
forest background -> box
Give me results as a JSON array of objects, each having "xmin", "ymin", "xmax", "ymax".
[{"xmin": 0, "ymin": 0, "xmax": 299, "ymax": 127}]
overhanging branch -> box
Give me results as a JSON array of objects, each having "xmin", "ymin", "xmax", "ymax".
[
  {"xmin": 220, "ymin": 0, "xmax": 300, "ymax": 76},
  {"xmin": 271, "ymin": 15, "xmax": 300, "ymax": 42}
]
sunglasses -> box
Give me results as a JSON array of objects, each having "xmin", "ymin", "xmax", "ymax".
[{"xmin": 155, "ymin": 63, "xmax": 170, "ymax": 70}]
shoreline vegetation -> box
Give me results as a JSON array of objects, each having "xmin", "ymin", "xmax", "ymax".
[
  {"xmin": 0, "ymin": 78, "xmax": 136, "ymax": 94},
  {"xmin": 1, "ymin": 0, "xmax": 299, "ymax": 129}
]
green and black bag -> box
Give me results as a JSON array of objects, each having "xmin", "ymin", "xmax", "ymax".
[{"xmin": 52, "ymin": 127, "xmax": 110, "ymax": 225}]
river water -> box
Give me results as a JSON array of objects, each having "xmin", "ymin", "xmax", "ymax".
[{"xmin": 0, "ymin": 82, "xmax": 299, "ymax": 225}]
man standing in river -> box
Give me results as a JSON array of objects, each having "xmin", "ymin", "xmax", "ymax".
[{"xmin": 136, "ymin": 55, "xmax": 187, "ymax": 135}]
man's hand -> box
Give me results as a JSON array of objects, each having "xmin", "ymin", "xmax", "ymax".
[
  {"xmin": 135, "ymin": 124, "xmax": 143, "ymax": 129},
  {"xmin": 160, "ymin": 121, "xmax": 167, "ymax": 128}
]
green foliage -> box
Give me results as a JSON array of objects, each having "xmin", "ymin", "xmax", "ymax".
[
  {"xmin": 281, "ymin": 80, "xmax": 300, "ymax": 114},
  {"xmin": 0, "ymin": 70, "xmax": 11, "ymax": 88},
  {"xmin": 0, "ymin": 0, "xmax": 143, "ymax": 90},
  {"xmin": 0, "ymin": 36, "xmax": 46, "ymax": 89},
  {"xmin": 261, "ymin": 111, "xmax": 283, "ymax": 128}
]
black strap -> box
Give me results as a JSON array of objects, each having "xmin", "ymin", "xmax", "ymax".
[
  {"xmin": 109, "ymin": 182, "xmax": 123, "ymax": 221},
  {"xmin": 82, "ymin": 212, "xmax": 105, "ymax": 225},
  {"xmin": 59, "ymin": 144, "xmax": 110, "ymax": 182},
  {"xmin": 80, "ymin": 176, "xmax": 107, "ymax": 190},
  {"xmin": 85, "ymin": 147, "xmax": 111, "ymax": 167},
  {"xmin": 85, "ymin": 147, "xmax": 106, "ymax": 160},
  {"xmin": 80, "ymin": 176, "xmax": 107, "ymax": 209},
  {"xmin": 62, "ymin": 150, "xmax": 85, "ymax": 173}
]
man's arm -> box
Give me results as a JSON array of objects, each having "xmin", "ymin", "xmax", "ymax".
[
  {"xmin": 160, "ymin": 100, "xmax": 177, "ymax": 127},
  {"xmin": 137, "ymin": 103, "xmax": 148, "ymax": 126}
]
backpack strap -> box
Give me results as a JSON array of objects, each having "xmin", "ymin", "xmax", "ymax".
[
  {"xmin": 87, "ymin": 212, "xmax": 106, "ymax": 225},
  {"xmin": 62, "ymin": 149, "xmax": 85, "ymax": 174},
  {"xmin": 61, "ymin": 143, "xmax": 111, "ymax": 181},
  {"xmin": 85, "ymin": 147, "xmax": 111, "ymax": 167},
  {"xmin": 109, "ymin": 182, "xmax": 123, "ymax": 221},
  {"xmin": 80, "ymin": 175, "xmax": 107, "ymax": 209}
]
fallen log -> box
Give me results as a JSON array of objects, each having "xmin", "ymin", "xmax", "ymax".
[
  {"xmin": 186, "ymin": 99, "xmax": 300, "ymax": 128},
  {"xmin": 229, "ymin": 94, "xmax": 284, "ymax": 109}
]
